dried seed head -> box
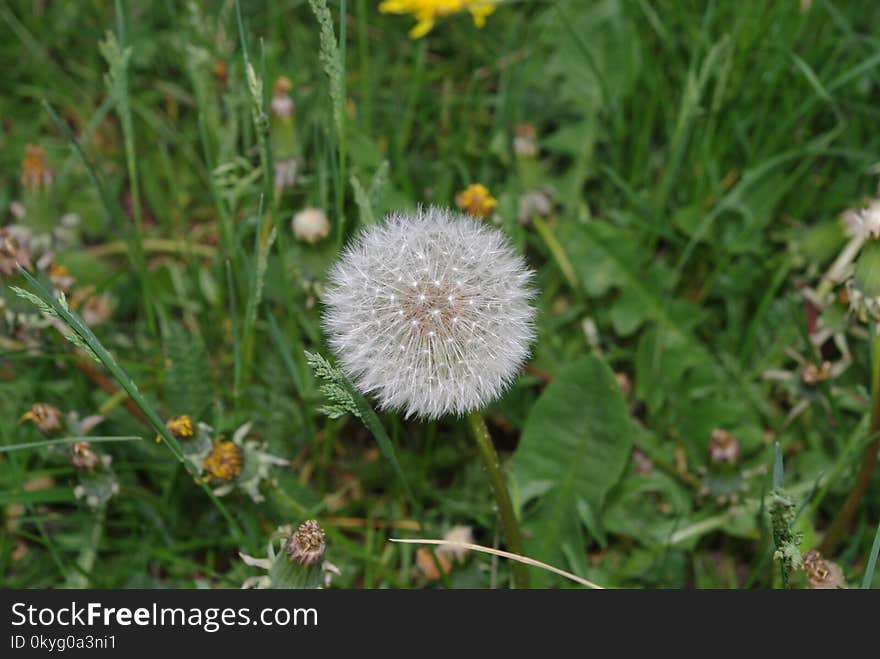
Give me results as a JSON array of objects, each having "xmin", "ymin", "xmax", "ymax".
[
  {"xmin": 203, "ymin": 441, "xmax": 243, "ymax": 481},
  {"xmin": 19, "ymin": 403, "xmax": 63, "ymax": 435},
  {"xmin": 323, "ymin": 206, "xmax": 536, "ymax": 419},
  {"xmin": 286, "ymin": 520, "xmax": 327, "ymax": 566}
]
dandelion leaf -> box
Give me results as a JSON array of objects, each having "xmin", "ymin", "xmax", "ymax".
[{"xmin": 512, "ymin": 355, "xmax": 632, "ymax": 586}]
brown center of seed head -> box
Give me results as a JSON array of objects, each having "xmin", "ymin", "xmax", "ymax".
[{"xmin": 398, "ymin": 277, "xmax": 469, "ymax": 341}]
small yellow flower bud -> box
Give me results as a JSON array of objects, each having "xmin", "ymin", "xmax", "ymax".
[{"xmin": 157, "ymin": 414, "xmax": 195, "ymax": 443}]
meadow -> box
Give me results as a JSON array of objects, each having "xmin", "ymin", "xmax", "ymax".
[{"xmin": 2, "ymin": 0, "xmax": 880, "ymax": 589}]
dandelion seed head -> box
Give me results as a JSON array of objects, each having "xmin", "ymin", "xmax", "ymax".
[
  {"xmin": 322, "ymin": 206, "xmax": 536, "ymax": 419},
  {"xmin": 292, "ymin": 207, "xmax": 330, "ymax": 244}
]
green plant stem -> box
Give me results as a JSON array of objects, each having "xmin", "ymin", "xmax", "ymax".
[
  {"xmin": 65, "ymin": 502, "xmax": 106, "ymax": 588},
  {"xmin": 17, "ymin": 268, "xmax": 244, "ymax": 544},
  {"xmin": 532, "ymin": 215, "xmax": 580, "ymax": 297},
  {"xmin": 336, "ymin": 0, "xmax": 347, "ymax": 244},
  {"xmin": 861, "ymin": 515, "xmax": 880, "ymax": 588},
  {"xmin": 821, "ymin": 329, "xmax": 880, "ymax": 556},
  {"xmin": 112, "ymin": 2, "xmax": 155, "ymax": 335},
  {"xmin": 466, "ymin": 410, "xmax": 530, "ymax": 589},
  {"xmin": 1, "ymin": 436, "xmax": 141, "ymax": 453}
]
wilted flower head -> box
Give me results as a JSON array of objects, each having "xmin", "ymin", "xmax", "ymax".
[
  {"xmin": 20, "ymin": 144, "xmax": 53, "ymax": 190},
  {"xmin": 0, "ymin": 228, "xmax": 32, "ymax": 276},
  {"xmin": 455, "ymin": 183, "xmax": 497, "ymax": 219},
  {"xmin": 202, "ymin": 440, "xmax": 242, "ymax": 481},
  {"xmin": 513, "ymin": 122, "xmax": 538, "ymax": 158},
  {"xmin": 199, "ymin": 421, "xmax": 289, "ymax": 502},
  {"xmin": 842, "ymin": 200, "xmax": 880, "ymax": 240},
  {"xmin": 517, "ymin": 189, "xmax": 554, "ymax": 225},
  {"xmin": 78, "ymin": 292, "xmax": 113, "ymax": 326},
  {"xmin": 286, "ymin": 519, "xmax": 327, "ymax": 567},
  {"xmin": 380, "ymin": 0, "xmax": 497, "ymax": 39},
  {"xmin": 271, "ymin": 76, "xmax": 295, "ymax": 119},
  {"xmin": 274, "ymin": 159, "xmax": 298, "ymax": 191},
  {"xmin": 323, "ymin": 206, "xmax": 536, "ymax": 419},
  {"xmin": 802, "ymin": 550, "xmax": 847, "ymax": 589},
  {"xmin": 20, "ymin": 403, "xmax": 63, "ymax": 435},
  {"xmin": 240, "ymin": 521, "xmax": 339, "ymax": 589},
  {"xmin": 70, "ymin": 441, "xmax": 100, "ymax": 471},
  {"xmin": 708, "ymin": 428, "xmax": 740, "ymax": 466},
  {"xmin": 292, "ymin": 208, "xmax": 330, "ymax": 244}
]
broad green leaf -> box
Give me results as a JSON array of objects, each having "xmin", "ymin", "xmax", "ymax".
[{"xmin": 512, "ymin": 355, "xmax": 632, "ymax": 585}]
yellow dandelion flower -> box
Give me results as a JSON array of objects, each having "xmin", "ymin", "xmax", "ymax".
[
  {"xmin": 379, "ymin": 0, "xmax": 497, "ymax": 39},
  {"xmin": 203, "ymin": 441, "xmax": 243, "ymax": 481},
  {"xmin": 157, "ymin": 414, "xmax": 195, "ymax": 443},
  {"xmin": 455, "ymin": 183, "xmax": 498, "ymax": 218}
]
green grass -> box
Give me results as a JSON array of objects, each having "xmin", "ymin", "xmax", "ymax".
[{"xmin": 2, "ymin": 0, "xmax": 880, "ymax": 588}]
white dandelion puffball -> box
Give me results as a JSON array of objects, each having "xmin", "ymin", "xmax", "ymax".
[
  {"xmin": 292, "ymin": 207, "xmax": 330, "ymax": 244},
  {"xmin": 323, "ymin": 206, "xmax": 536, "ymax": 419}
]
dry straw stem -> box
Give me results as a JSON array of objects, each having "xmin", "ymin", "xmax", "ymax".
[{"xmin": 389, "ymin": 538, "xmax": 604, "ymax": 590}]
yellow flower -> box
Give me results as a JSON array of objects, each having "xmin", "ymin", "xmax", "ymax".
[
  {"xmin": 157, "ymin": 414, "xmax": 195, "ymax": 443},
  {"xmin": 203, "ymin": 441, "xmax": 243, "ymax": 481},
  {"xmin": 379, "ymin": 0, "xmax": 497, "ymax": 39},
  {"xmin": 455, "ymin": 183, "xmax": 498, "ymax": 218}
]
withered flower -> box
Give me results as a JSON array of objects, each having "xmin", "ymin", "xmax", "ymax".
[
  {"xmin": 803, "ymin": 550, "xmax": 847, "ymax": 589},
  {"xmin": 708, "ymin": 429, "xmax": 740, "ymax": 466},
  {"xmin": 70, "ymin": 441, "xmax": 100, "ymax": 471},
  {"xmin": 203, "ymin": 441, "xmax": 243, "ymax": 481},
  {"xmin": 286, "ymin": 519, "xmax": 327, "ymax": 567},
  {"xmin": 20, "ymin": 403, "xmax": 63, "ymax": 435},
  {"xmin": 21, "ymin": 144, "xmax": 53, "ymax": 190}
]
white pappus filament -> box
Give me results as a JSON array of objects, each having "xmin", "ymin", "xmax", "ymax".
[{"xmin": 322, "ymin": 206, "xmax": 537, "ymax": 419}]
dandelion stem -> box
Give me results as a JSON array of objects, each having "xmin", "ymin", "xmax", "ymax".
[
  {"xmin": 64, "ymin": 501, "xmax": 106, "ymax": 588},
  {"xmin": 821, "ymin": 328, "xmax": 880, "ymax": 555},
  {"xmin": 466, "ymin": 410, "xmax": 530, "ymax": 589},
  {"xmin": 532, "ymin": 215, "xmax": 580, "ymax": 296}
]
